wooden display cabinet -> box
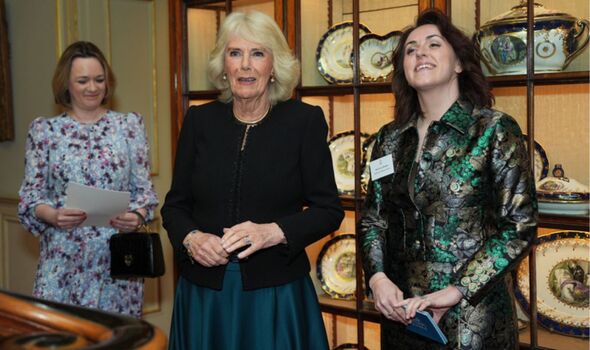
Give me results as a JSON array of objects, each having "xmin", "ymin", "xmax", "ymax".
[{"xmin": 168, "ymin": 0, "xmax": 589, "ymax": 348}]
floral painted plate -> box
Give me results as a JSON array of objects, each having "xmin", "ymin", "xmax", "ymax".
[
  {"xmin": 328, "ymin": 131, "xmax": 369, "ymax": 195},
  {"xmin": 359, "ymin": 31, "xmax": 402, "ymax": 82},
  {"xmin": 514, "ymin": 230, "xmax": 589, "ymax": 337},
  {"xmin": 316, "ymin": 22, "xmax": 371, "ymax": 84},
  {"xmin": 360, "ymin": 133, "xmax": 377, "ymax": 194},
  {"xmin": 317, "ymin": 234, "xmax": 357, "ymax": 299}
]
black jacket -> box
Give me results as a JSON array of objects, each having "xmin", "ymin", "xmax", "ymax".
[{"xmin": 162, "ymin": 99, "xmax": 344, "ymax": 290}]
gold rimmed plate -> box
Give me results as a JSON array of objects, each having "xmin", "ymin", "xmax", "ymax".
[
  {"xmin": 316, "ymin": 22, "xmax": 371, "ymax": 84},
  {"xmin": 317, "ymin": 234, "xmax": 357, "ymax": 299},
  {"xmin": 359, "ymin": 31, "xmax": 402, "ymax": 82},
  {"xmin": 328, "ymin": 131, "xmax": 370, "ymax": 195},
  {"xmin": 514, "ymin": 230, "xmax": 589, "ymax": 337}
]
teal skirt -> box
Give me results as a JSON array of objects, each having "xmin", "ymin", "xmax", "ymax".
[{"xmin": 168, "ymin": 262, "xmax": 329, "ymax": 350}]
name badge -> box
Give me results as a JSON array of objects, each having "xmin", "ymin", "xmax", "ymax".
[{"xmin": 369, "ymin": 154, "xmax": 394, "ymax": 181}]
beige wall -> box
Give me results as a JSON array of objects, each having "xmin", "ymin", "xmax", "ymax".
[{"xmin": 0, "ymin": 0, "xmax": 174, "ymax": 339}]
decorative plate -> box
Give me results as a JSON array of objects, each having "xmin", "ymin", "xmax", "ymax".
[
  {"xmin": 360, "ymin": 133, "xmax": 377, "ymax": 194},
  {"xmin": 514, "ymin": 230, "xmax": 589, "ymax": 337},
  {"xmin": 328, "ymin": 131, "xmax": 370, "ymax": 195},
  {"xmin": 523, "ymin": 136, "xmax": 549, "ymax": 183},
  {"xmin": 359, "ymin": 31, "xmax": 402, "ymax": 82},
  {"xmin": 317, "ymin": 234, "xmax": 357, "ymax": 299},
  {"xmin": 316, "ymin": 22, "xmax": 371, "ymax": 84}
]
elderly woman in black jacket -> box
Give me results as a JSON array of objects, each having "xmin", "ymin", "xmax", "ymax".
[{"xmin": 161, "ymin": 10, "xmax": 343, "ymax": 350}]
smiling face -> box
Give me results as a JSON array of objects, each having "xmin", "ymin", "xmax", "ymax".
[
  {"xmin": 402, "ymin": 24, "xmax": 462, "ymax": 94},
  {"xmin": 68, "ymin": 57, "xmax": 106, "ymax": 112},
  {"xmin": 224, "ymin": 35, "xmax": 274, "ymax": 103}
]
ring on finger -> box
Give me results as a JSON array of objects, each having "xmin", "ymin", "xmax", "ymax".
[{"xmin": 243, "ymin": 235, "xmax": 252, "ymax": 245}]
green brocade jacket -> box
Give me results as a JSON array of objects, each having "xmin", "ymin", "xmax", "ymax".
[{"xmin": 359, "ymin": 100, "xmax": 538, "ymax": 349}]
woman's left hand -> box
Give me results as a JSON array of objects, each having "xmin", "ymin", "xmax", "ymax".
[
  {"xmin": 111, "ymin": 211, "xmax": 144, "ymax": 232},
  {"xmin": 394, "ymin": 285, "xmax": 463, "ymax": 323},
  {"xmin": 221, "ymin": 221, "xmax": 286, "ymax": 259}
]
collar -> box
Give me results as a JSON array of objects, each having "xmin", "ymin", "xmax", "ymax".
[{"xmin": 399, "ymin": 99, "xmax": 476, "ymax": 135}]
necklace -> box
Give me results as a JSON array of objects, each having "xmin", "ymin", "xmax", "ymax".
[{"xmin": 234, "ymin": 105, "xmax": 271, "ymax": 125}]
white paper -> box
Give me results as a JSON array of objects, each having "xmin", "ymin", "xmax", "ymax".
[
  {"xmin": 65, "ymin": 182, "xmax": 130, "ymax": 227},
  {"xmin": 370, "ymin": 154, "xmax": 395, "ymax": 181}
]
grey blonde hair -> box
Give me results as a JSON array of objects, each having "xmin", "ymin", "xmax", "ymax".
[{"xmin": 207, "ymin": 11, "xmax": 300, "ymax": 105}]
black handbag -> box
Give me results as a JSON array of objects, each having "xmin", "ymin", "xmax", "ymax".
[{"xmin": 109, "ymin": 222, "xmax": 165, "ymax": 278}]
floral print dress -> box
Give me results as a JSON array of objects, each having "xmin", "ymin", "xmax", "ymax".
[
  {"xmin": 18, "ymin": 111, "xmax": 158, "ymax": 318},
  {"xmin": 359, "ymin": 100, "xmax": 537, "ymax": 349}
]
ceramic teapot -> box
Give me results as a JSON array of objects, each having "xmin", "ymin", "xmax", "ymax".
[{"xmin": 476, "ymin": 1, "xmax": 589, "ymax": 75}]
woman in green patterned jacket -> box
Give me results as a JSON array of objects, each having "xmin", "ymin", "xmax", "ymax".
[{"xmin": 359, "ymin": 9, "xmax": 537, "ymax": 349}]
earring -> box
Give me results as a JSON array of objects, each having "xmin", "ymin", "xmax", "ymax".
[
  {"xmin": 223, "ymin": 73, "xmax": 227, "ymax": 81},
  {"xmin": 270, "ymin": 75, "xmax": 275, "ymax": 83}
]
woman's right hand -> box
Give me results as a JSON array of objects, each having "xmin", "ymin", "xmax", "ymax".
[
  {"xmin": 35, "ymin": 204, "xmax": 86, "ymax": 230},
  {"xmin": 183, "ymin": 231, "xmax": 229, "ymax": 267},
  {"xmin": 369, "ymin": 272, "xmax": 408, "ymax": 325}
]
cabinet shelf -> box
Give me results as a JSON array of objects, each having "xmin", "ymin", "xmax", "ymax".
[
  {"xmin": 340, "ymin": 195, "xmax": 589, "ymax": 230},
  {"xmin": 298, "ymin": 82, "xmax": 391, "ymax": 97},
  {"xmin": 318, "ymin": 295, "xmax": 380, "ymax": 323},
  {"xmin": 186, "ymin": 71, "xmax": 589, "ymax": 101},
  {"xmin": 185, "ymin": 90, "xmax": 221, "ymax": 100},
  {"xmin": 488, "ymin": 71, "xmax": 590, "ymax": 87},
  {"xmin": 538, "ymin": 213, "xmax": 590, "ymax": 231},
  {"xmin": 297, "ymin": 71, "xmax": 589, "ymax": 98}
]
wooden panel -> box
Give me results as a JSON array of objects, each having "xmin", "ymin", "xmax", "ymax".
[
  {"xmin": 0, "ymin": 0, "xmax": 14, "ymax": 142},
  {"xmin": 0, "ymin": 199, "xmax": 38, "ymax": 294},
  {"xmin": 110, "ymin": 0, "xmax": 160, "ymax": 176}
]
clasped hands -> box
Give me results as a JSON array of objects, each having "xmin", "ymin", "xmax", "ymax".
[
  {"xmin": 183, "ymin": 221, "xmax": 286, "ymax": 267},
  {"xmin": 369, "ymin": 272, "xmax": 463, "ymax": 325}
]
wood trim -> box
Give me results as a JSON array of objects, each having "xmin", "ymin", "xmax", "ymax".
[
  {"xmin": 418, "ymin": 0, "xmax": 448, "ymax": 13},
  {"xmin": 0, "ymin": 0, "xmax": 14, "ymax": 142},
  {"xmin": 168, "ymin": 0, "xmax": 183, "ymax": 161},
  {"xmin": 0, "ymin": 293, "xmax": 113, "ymax": 342},
  {"xmin": 0, "ymin": 291, "xmax": 167, "ymax": 349},
  {"xmin": 275, "ymin": 0, "xmax": 295, "ymax": 51}
]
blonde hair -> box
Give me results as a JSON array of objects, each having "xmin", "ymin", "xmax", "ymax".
[{"xmin": 207, "ymin": 11, "xmax": 300, "ymax": 105}]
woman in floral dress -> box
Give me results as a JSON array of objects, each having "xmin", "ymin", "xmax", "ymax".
[
  {"xmin": 359, "ymin": 10, "xmax": 537, "ymax": 349},
  {"xmin": 18, "ymin": 41, "xmax": 158, "ymax": 318}
]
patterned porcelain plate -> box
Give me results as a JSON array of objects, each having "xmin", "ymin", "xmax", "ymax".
[
  {"xmin": 317, "ymin": 234, "xmax": 357, "ymax": 299},
  {"xmin": 523, "ymin": 136, "xmax": 549, "ymax": 183},
  {"xmin": 360, "ymin": 133, "xmax": 377, "ymax": 194},
  {"xmin": 316, "ymin": 22, "xmax": 371, "ymax": 84},
  {"xmin": 359, "ymin": 31, "xmax": 402, "ymax": 82},
  {"xmin": 514, "ymin": 230, "xmax": 589, "ymax": 337},
  {"xmin": 328, "ymin": 131, "xmax": 369, "ymax": 195}
]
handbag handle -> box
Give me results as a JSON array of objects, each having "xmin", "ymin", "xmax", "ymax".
[{"xmin": 129, "ymin": 210, "xmax": 149, "ymax": 232}]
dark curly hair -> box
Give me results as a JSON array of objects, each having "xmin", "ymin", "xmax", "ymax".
[{"xmin": 392, "ymin": 9, "xmax": 493, "ymax": 125}]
